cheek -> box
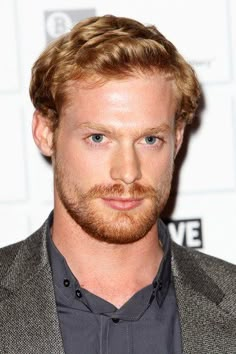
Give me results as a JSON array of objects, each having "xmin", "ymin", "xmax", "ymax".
[
  {"xmin": 139, "ymin": 147, "xmax": 175, "ymax": 182},
  {"xmin": 57, "ymin": 140, "xmax": 110, "ymax": 183}
]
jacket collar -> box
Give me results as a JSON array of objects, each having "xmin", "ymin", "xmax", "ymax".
[{"xmin": 171, "ymin": 241, "xmax": 236, "ymax": 353}]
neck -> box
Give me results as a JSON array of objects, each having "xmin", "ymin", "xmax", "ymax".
[{"xmin": 52, "ymin": 203, "xmax": 163, "ymax": 307}]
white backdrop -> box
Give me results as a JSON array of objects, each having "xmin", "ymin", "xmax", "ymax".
[{"xmin": 0, "ymin": 0, "xmax": 235, "ymax": 264}]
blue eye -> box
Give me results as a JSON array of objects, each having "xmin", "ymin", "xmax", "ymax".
[
  {"xmin": 144, "ymin": 136, "xmax": 157, "ymax": 145},
  {"xmin": 91, "ymin": 134, "xmax": 104, "ymax": 143}
]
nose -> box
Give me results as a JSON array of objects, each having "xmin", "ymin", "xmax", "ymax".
[{"xmin": 110, "ymin": 144, "xmax": 142, "ymax": 184}]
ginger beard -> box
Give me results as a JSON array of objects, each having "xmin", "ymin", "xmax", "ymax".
[{"xmin": 54, "ymin": 158, "xmax": 173, "ymax": 244}]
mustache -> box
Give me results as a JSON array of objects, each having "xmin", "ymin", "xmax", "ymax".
[{"xmin": 84, "ymin": 183, "xmax": 157, "ymax": 199}]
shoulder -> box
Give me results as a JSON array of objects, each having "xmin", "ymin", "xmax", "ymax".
[
  {"xmin": 171, "ymin": 241, "xmax": 236, "ymax": 291},
  {"xmin": 0, "ymin": 240, "xmax": 24, "ymax": 278},
  {"xmin": 0, "ymin": 219, "xmax": 48, "ymax": 279}
]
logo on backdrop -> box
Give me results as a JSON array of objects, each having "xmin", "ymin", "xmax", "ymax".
[
  {"xmin": 164, "ymin": 218, "xmax": 203, "ymax": 249},
  {"xmin": 44, "ymin": 9, "xmax": 96, "ymax": 43}
]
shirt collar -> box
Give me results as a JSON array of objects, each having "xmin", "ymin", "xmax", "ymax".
[{"xmin": 46, "ymin": 211, "xmax": 171, "ymax": 317}]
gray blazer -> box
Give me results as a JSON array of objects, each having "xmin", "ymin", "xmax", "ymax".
[{"xmin": 0, "ymin": 218, "xmax": 236, "ymax": 353}]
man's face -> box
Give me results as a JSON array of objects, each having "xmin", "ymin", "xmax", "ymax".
[{"xmin": 51, "ymin": 73, "xmax": 184, "ymax": 244}]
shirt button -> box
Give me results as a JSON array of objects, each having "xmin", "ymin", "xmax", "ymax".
[
  {"xmin": 63, "ymin": 279, "xmax": 70, "ymax": 287},
  {"xmin": 76, "ymin": 289, "xmax": 82, "ymax": 298},
  {"xmin": 112, "ymin": 318, "xmax": 120, "ymax": 323}
]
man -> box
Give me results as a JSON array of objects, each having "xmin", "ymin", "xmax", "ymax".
[{"xmin": 0, "ymin": 15, "xmax": 236, "ymax": 354}]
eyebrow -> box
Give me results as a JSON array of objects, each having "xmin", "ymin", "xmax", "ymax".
[
  {"xmin": 77, "ymin": 122, "xmax": 113, "ymax": 134},
  {"xmin": 77, "ymin": 122, "xmax": 171, "ymax": 136}
]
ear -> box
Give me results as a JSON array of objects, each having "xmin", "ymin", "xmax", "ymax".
[
  {"xmin": 32, "ymin": 110, "xmax": 54, "ymax": 157},
  {"xmin": 174, "ymin": 122, "xmax": 185, "ymax": 158}
]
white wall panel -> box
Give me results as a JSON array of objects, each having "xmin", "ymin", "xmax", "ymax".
[
  {"xmin": 29, "ymin": 205, "xmax": 53, "ymax": 234},
  {"xmin": 0, "ymin": 207, "xmax": 29, "ymax": 247},
  {"xmin": 0, "ymin": 97, "xmax": 27, "ymax": 201},
  {"xmin": 230, "ymin": 0, "xmax": 236, "ymax": 81},
  {"xmin": 178, "ymin": 87, "xmax": 235, "ymax": 193},
  {"xmin": 0, "ymin": 0, "xmax": 19, "ymax": 92}
]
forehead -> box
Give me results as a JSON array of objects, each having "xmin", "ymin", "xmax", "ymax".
[{"xmin": 60, "ymin": 73, "xmax": 177, "ymax": 131}]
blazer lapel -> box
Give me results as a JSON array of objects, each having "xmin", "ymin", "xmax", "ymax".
[
  {"xmin": 171, "ymin": 242, "xmax": 236, "ymax": 354},
  {"xmin": 0, "ymin": 222, "xmax": 65, "ymax": 354}
]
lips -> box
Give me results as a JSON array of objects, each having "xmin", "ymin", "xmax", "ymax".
[{"xmin": 102, "ymin": 198, "xmax": 143, "ymax": 211}]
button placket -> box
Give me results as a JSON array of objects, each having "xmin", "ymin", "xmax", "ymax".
[
  {"xmin": 76, "ymin": 289, "xmax": 82, "ymax": 298},
  {"xmin": 112, "ymin": 318, "xmax": 120, "ymax": 323},
  {"xmin": 63, "ymin": 279, "xmax": 70, "ymax": 287}
]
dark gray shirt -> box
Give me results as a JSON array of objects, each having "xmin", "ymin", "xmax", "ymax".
[{"xmin": 47, "ymin": 215, "xmax": 182, "ymax": 354}]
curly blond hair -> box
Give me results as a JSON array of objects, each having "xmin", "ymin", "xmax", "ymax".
[{"xmin": 30, "ymin": 15, "xmax": 200, "ymax": 131}]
